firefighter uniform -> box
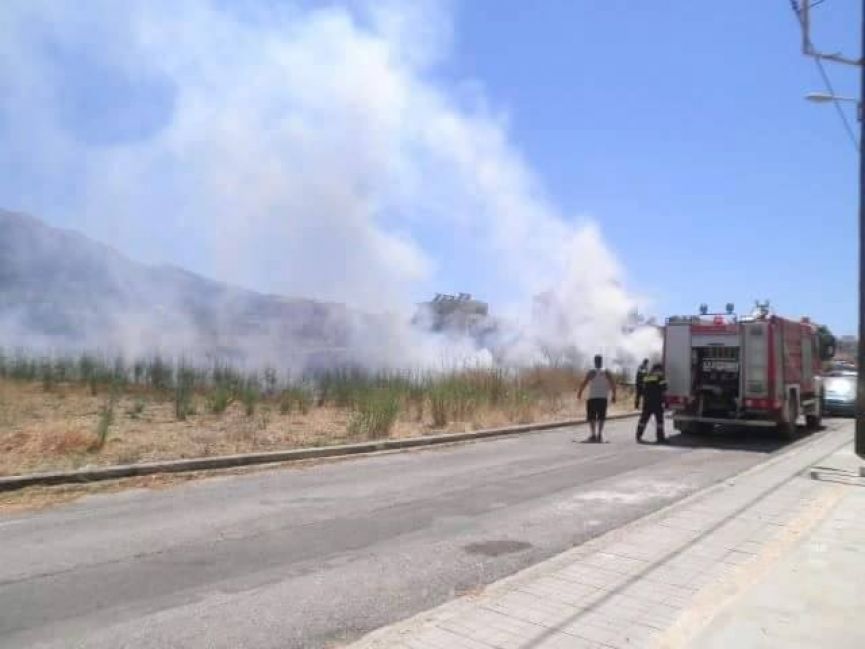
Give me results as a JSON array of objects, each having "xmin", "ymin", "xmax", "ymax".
[
  {"xmin": 636, "ymin": 366, "xmax": 667, "ymax": 443},
  {"xmin": 634, "ymin": 361, "xmax": 648, "ymax": 409}
]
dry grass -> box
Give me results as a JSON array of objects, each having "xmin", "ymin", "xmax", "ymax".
[{"xmin": 0, "ymin": 372, "xmax": 634, "ymax": 478}]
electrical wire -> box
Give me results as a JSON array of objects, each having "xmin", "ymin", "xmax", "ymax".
[{"xmin": 790, "ymin": 0, "xmax": 860, "ymax": 152}]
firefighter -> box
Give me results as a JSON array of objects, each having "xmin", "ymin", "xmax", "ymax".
[
  {"xmin": 634, "ymin": 359, "xmax": 649, "ymax": 409},
  {"xmin": 636, "ymin": 362, "xmax": 667, "ymax": 444}
]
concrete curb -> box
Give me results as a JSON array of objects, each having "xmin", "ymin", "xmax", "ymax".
[{"xmin": 0, "ymin": 412, "xmax": 638, "ymax": 492}]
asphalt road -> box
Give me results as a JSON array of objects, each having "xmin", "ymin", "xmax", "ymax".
[{"xmin": 0, "ymin": 417, "xmax": 843, "ymax": 649}]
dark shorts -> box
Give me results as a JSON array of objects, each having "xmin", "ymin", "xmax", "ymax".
[{"xmin": 586, "ymin": 398, "xmax": 608, "ymax": 423}]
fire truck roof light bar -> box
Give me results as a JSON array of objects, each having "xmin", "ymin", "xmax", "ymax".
[{"xmin": 697, "ymin": 303, "xmax": 736, "ymax": 316}]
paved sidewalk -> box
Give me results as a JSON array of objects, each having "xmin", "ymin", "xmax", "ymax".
[
  {"xmin": 688, "ymin": 444, "xmax": 865, "ymax": 649},
  {"xmin": 347, "ymin": 427, "xmax": 856, "ymax": 649}
]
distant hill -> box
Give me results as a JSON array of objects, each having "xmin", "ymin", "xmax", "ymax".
[{"xmin": 0, "ymin": 209, "xmax": 360, "ymax": 367}]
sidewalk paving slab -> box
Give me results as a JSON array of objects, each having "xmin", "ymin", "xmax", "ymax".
[
  {"xmin": 347, "ymin": 427, "xmax": 857, "ymax": 649},
  {"xmin": 687, "ymin": 444, "xmax": 865, "ymax": 649}
]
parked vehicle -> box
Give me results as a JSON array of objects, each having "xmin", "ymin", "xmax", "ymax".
[
  {"xmin": 663, "ymin": 302, "xmax": 835, "ymax": 438},
  {"xmin": 822, "ymin": 371, "xmax": 856, "ymax": 417},
  {"xmin": 828, "ymin": 360, "xmax": 856, "ymax": 374}
]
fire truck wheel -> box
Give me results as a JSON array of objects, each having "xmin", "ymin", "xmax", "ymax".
[
  {"xmin": 681, "ymin": 422, "xmax": 712, "ymax": 436},
  {"xmin": 778, "ymin": 397, "xmax": 798, "ymax": 440},
  {"xmin": 806, "ymin": 398, "xmax": 822, "ymax": 430}
]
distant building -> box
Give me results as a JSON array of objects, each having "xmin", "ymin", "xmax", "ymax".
[{"xmin": 413, "ymin": 293, "xmax": 490, "ymax": 336}]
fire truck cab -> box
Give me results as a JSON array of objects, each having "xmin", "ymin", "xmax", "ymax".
[{"xmin": 663, "ymin": 303, "xmax": 833, "ymax": 438}]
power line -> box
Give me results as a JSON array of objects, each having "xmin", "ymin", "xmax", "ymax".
[
  {"xmin": 813, "ymin": 55, "xmax": 860, "ymax": 152},
  {"xmin": 790, "ymin": 0, "xmax": 860, "ymax": 152}
]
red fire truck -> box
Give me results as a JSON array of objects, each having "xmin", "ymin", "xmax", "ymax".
[{"xmin": 663, "ymin": 303, "xmax": 834, "ymax": 438}]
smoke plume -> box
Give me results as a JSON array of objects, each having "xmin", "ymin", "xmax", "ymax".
[{"xmin": 0, "ymin": 0, "xmax": 660, "ymax": 372}]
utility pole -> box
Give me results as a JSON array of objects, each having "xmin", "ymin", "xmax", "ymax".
[
  {"xmin": 796, "ymin": 0, "xmax": 865, "ymax": 458},
  {"xmin": 857, "ymin": 0, "xmax": 865, "ymax": 458}
]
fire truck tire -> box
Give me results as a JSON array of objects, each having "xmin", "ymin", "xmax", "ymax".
[
  {"xmin": 806, "ymin": 397, "xmax": 822, "ymax": 430},
  {"xmin": 778, "ymin": 397, "xmax": 798, "ymax": 440},
  {"xmin": 680, "ymin": 422, "xmax": 713, "ymax": 436}
]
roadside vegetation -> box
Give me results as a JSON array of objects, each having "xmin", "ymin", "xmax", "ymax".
[{"xmin": 0, "ymin": 349, "xmax": 633, "ymax": 476}]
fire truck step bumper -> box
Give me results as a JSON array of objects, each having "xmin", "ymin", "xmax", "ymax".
[{"xmin": 673, "ymin": 414, "xmax": 777, "ymax": 428}]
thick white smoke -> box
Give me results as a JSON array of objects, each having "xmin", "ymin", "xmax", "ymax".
[{"xmin": 0, "ymin": 0, "xmax": 660, "ymax": 372}]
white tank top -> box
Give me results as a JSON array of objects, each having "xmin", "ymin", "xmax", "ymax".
[{"xmin": 588, "ymin": 370, "xmax": 611, "ymax": 399}]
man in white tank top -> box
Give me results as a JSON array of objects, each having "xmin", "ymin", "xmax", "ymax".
[{"xmin": 577, "ymin": 354, "xmax": 617, "ymax": 442}]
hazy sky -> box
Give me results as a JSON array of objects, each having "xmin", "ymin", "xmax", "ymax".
[
  {"xmin": 444, "ymin": 0, "xmax": 859, "ymax": 334},
  {"xmin": 0, "ymin": 1, "xmax": 859, "ymax": 334}
]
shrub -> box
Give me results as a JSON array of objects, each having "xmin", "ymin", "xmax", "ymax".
[
  {"xmin": 316, "ymin": 368, "xmax": 373, "ymax": 408},
  {"xmin": 428, "ymin": 375, "xmax": 483, "ymax": 427},
  {"xmin": 147, "ymin": 356, "xmax": 173, "ymax": 392},
  {"xmin": 523, "ymin": 366, "xmax": 579, "ymax": 398},
  {"xmin": 174, "ymin": 363, "xmax": 197, "ymax": 421},
  {"xmin": 212, "ymin": 362, "xmax": 243, "ymax": 390},
  {"xmin": 133, "ymin": 360, "xmax": 146, "ymax": 385},
  {"xmin": 279, "ymin": 385, "xmax": 312, "ymax": 415},
  {"xmin": 78, "ymin": 354, "xmax": 98, "ymax": 393},
  {"xmin": 263, "ymin": 367, "xmax": 278, "ymax": 395},
  {"xmin": 429, "ymin": 383, "xmax": 450, "ymax": 428},
  {"xmin": 348, "ymin": 388, "xmax": 401, "ymax": 439},
  {"xmin": 111, "ymin": 356, "xmax": 128, "ymax": 386},
  {"xmin": 207, "ymin": 385, "xmax": 235, "ymax": 415},
  {"xmin": 12, "ymin": 354, "xmax": 37, "ymax": 381},
  {"xmin": 40, "ymin": 358, "xmax": 55, "ymax": 391},
  {"xmin": 241, "ymin": 381, "xmax": 261, "ymax": 417},
  {"xmin": 53, "ymin": 357, "xmax": 73, "ymax": 383},
  {"xmin": 93, "ymin": 388, "xmax": 119, "ymax": 451},
  {"xmin": 507, "ymin": 388, "xmax": 535, "ymax": 424},
  {"xmin": 406, "ymin": 381, "xmax": 427, "ymax": 422}
]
